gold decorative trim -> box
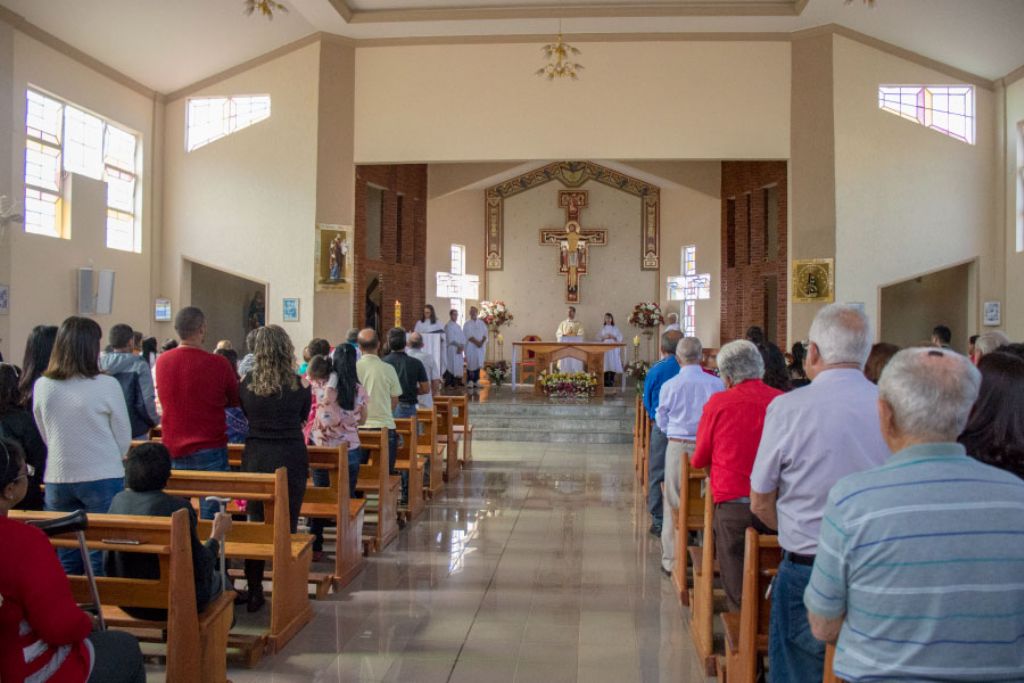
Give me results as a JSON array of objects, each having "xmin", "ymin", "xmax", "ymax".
[
  {"xmin": 791, "ymin": 258, "xmax": 834, "ymax": 303},
  {"xmin": 484, "ymin": 160, "xmax": 660, "ymax": 272}
]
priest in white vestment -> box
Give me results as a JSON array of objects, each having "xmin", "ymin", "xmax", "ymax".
[
  {"xmin": 443, "ymin": 309, "xmax": 466, "ymax": 387},
  {"xmin": 599, "ymin": 313, "xmax": 624, "ymax": 387},
  {"xmin": 663, "ymin": 312, "xmax": 681, "ymax": 333},
  {"xmin": 555, "ymin": 306, "xmax": 585, "ymax": 373},
  {"xmin": 413, "ymin": 304, "xmax": 447, "ymax": 376},
  {"xmin": 463, "ymin": 306, "xmax": 488, "ymax": 389}
]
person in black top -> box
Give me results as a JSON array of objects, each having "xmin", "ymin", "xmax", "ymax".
[
  {"xmin": 105, "ymin": 443, "xmax": 232, "ymax": 620},
  {"xmin": 0, "ymin": 363, "xmax": 47, "ymax": 510},
  {"xmin": 382, "ymin": 328, "xmax": 429, "ymax": 421},
  {"xmin": 238, "ymin": 325, "xmax": 311, "ymax": 612}
]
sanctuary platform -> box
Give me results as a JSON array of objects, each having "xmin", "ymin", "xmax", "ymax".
[{"xmin": 453, "ymin": 385, "xmax": 636, "ymax": 444}]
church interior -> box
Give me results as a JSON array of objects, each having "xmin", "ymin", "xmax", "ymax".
[{"xmin": 1, "ymin": 0, "xmax": 1023, "ymax": 681}]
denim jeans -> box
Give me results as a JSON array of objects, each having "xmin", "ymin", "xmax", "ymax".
[
  {"xmin": 171, "ymin": 447, "xmax": 229, "ymax": 519},
  {"xmin": 45, "ymin": 477, "xmax": 125, "ymax": 576},
  {"xmin": 647, "ymin": 424, "xmax": 668, "ymax": 527},
  {"xmin": 769, "ymin": 557, "xmax": 825, "ymax": 683}
]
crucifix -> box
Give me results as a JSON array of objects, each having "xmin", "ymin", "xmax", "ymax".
[
  {"xmin": 667, "ymin": 245, "xmax": 711, "ymax": 337},
  {"xmin": 539, "ymin": 190, "xmax": 608, "ymax": 303}
]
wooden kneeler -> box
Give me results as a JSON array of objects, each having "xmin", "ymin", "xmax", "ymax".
[
  {"xmin": 302, "ymin": 445, "xmax": 366, "ymax": 590},
  {"xmin": 720, "ymin": 530, "xmax": 781, "ymax": 683},
  {"xmin": 12, "ymin": 509, "xmax": 234, "ymax": 683},
  {"xmin": 688, "ymin": 488, "xmax": 717, "ymax": 676},
  {"xmin": 673, "ymin": 458, "xmax": 708, "ymax": 606}
]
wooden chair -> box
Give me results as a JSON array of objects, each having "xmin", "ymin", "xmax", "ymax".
[
  {"xmin": 301, "ymin": 445, "xmax": 366, "ymax": 590},
  {"xmin": 393, "ymin": 417, "xmax": 425, "ymax": 521},
  {"xmin": 164, "ymin": 467, "xmax": 314, "ymax": 654},
  {"xmin": 11, "ymin": 509, "xmax": 234, "ymax": 683},
  {"xmin": 417, "ymin": 407, "xmax": 446, "ymax": 498},
  {"xmin": 673, "ymin": 457, "xmax": 707, "ymax": 606},
  {"xmin": 688, "ymin": 486, "xmax": 717, "ymax": 676},
  {"xmin": 357, "ymin": 428, "xmax": 400, "ymax": 552},
  {"xmin": 434, "ymin": 400, "xmax": 459, "ymax": 483},
  {"xmin": 445, "ymin": 395, "xmax": 473, "ymax": 465},
  {"xmin": 520, "ymin": 334, "xmax": 542, "ymax": 384},
  {"xmin": 720, "ymin": 530, "xmax": 781, "ymax": 683}
]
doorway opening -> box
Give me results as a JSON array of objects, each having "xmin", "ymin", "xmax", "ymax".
[{"xmin": 187, "ymin": 260, "xmax": 267, "ymax": 353}]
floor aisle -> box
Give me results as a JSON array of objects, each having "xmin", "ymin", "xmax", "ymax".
[{"xmin": 228, "ymin": 441, "xmax": 711, "ymax": 682}]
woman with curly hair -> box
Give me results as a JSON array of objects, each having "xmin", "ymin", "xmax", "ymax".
[
  {"xmin": 959, "ymin": 351, "xmax": 1024, "ymax": 480},
  {"xmin": 239, "ymin": 325, "xmax": 311, "ymax": 612}
]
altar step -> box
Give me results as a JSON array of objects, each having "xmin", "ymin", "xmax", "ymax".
[{"xmin": 470, "ymin": 396, "xmax": 636, "ymax": 444}]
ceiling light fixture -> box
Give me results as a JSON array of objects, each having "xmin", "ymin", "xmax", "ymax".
[
  {"xmin": 536, "ymin": 21, "xmax": 583, "ymax": 81},
  {"xmin": 243, "ymin": 0, "xmax": 289, "ymax": 19}
]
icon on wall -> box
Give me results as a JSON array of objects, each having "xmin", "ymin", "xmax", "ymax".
[
  {"xmin": 983, "ymin": 301, "xmax": 1001, "ymax": 327},
  {"xmin": 154, "ymin": 298, "xmax": 172, "ymax": 322},
  {"xmin": 283, "ymin": 298, "xmax": 300, "ymax": 322},
  {"xmin": 791, "ymin": 258, "xmax": 835, "ymax": 303},
  {"xmin": 316, "ymin": 224, "xmax": 352, "ymax": 291}
]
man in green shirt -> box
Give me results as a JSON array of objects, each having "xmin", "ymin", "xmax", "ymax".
[{"xmin": 356, "ymin": 329, "xmax": 402, "ymax": 473}]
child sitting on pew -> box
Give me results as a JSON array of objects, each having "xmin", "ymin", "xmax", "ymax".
[{"xmin": 105, "ymin": 442, "xmax": 233, "ymax": 620}]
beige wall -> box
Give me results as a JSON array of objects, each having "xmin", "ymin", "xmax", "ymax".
[
  {"xmin": 425, "ymin": 160, "xmax": 722, "ymax": 355},
  {"xmin": 1003, "ymin": 76, "xmax": 1024, "ymax": 339},
  {"xmin": 354, "ymin": 41, "xmax": 791, "ymax": 163},
  {"xmin": 161, "ymin": 43, "xmax": 321, "ymax": 348},
  {"xmin": 880, "ymin": 262, "xmax": 970, "ymax": 352},
  {"xmin": 189, "ymin": 260, "xmax": 264, "ymax": 354},
  {"xmin": 4, "ymin": 30, "xmax": 159, "ymax": 359},
  {"xmin": 832, "ymin": 35, "xmax": 997, "ymax": 340},
  {"xmin": 0, "ymin": 21, "xmax": 13, "ymax": 361}
]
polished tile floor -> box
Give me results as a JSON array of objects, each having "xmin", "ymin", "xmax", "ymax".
[{"xmin": 225, "ymin": 442, "xmax": 710, "ymax": 683}]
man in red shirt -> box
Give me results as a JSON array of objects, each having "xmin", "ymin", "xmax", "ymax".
[
  {"xmin": 155, "ymin": 306, "xmax": 240, "ymax": 519},
  {"xmin": 690, "ymin": 339, "xmax": 782, "ymax": 611}
]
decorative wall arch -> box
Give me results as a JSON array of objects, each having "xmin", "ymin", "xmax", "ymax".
[{"xmin": 484, "ymin": 161, "xmax": 660, "ymax": 271}]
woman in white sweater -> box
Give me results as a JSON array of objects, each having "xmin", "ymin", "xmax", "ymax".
[{"xmin": 33, "ymin": 316, "xmax": 131, "ymax": 575}]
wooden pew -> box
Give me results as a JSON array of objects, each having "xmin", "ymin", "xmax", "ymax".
[
  {"xmin": 357, "ymin": 427, "xmax": 400, "ymax": 552},
  {"xmin": 673, "ymin": 457, "xmax": 707, "ymax": 606},
  {"xmin": 720, "ymin": 529, "xmax": 781, "ymax": 683},
  {"xmin": 164, "ymin": 467, "xmax": 313, "ymax": 654},
  {"xmin": 442, "ymin": 394, "xmax": 473, "ymax": 465},
  {"xmin": 824, "ymin": 644, "xmax": 841, "ymax": 683},
  {"xmin": 10, "ymin": 509, "xmax": 234, "ymax": 683},
  {"xmin": 688, "ymin": 486, "xmax": 717, "ymax": 676},
  {"xmin": 434, "ymin": 400, "xmax": 459, "ymax": 483},
  {"xmin": 417, "ymin": 407, "xmax": 446, "ymax": 498},
  {"xmin": 301, "ymin": 445, "xmax": 367, "ymax": 590},
  {"xmin": 392, "ymin": 417, "xmax": 425, "ymax": 521}
]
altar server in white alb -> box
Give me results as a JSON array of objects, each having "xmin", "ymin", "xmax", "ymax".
[
  {"xmin": 599, "ymin": 312, "xmax": 624, "ymax": 387},
  {"xmin": 414, "ymin": 304, "xmax": 447, "ymax": 375},
  {"xmin": 463, "ymin": 306, "xmax": 489, "ymax": 389},
  {"xmin": 556, "ymin": 306, "xmax": 585, "ymax": 373},
  {"xmin": 663, "ymin": 313, "xmax": 681, "ymax": 333},
  {"xmin": 443, "ymin": 309, "xmax": 466, "ymax": 387}
]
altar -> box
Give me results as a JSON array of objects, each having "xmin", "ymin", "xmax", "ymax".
[{"xmin": 511, "ymin": 341, "xmax": 627, "ymax": 397}]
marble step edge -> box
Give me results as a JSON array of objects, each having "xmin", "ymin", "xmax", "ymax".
[
  {"xmin": 469, "ymin": 403, "xmax": 637, "ymax": 418},
  {"xmin": 471, "ymin": 428, "xmax": 633, "ymax": 443},
  {"xmin": 467, "ymin": 416, "xmax": 635, "ymax": 430}
]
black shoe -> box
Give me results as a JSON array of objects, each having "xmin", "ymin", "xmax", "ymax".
[
  {"xmin": 246, "ymin": 587, "xmax": 266, "ymax": 613},
  {"xmin": 649, "ymin": 523, "xmax": 662, "ymax": 537},
  {"xmin": 660, "ymin": 566, "xmax": 672, "ymax": 578},
  {"xmin": 233, "ymin": 589, "xmax": 249, "ymax": 605}
]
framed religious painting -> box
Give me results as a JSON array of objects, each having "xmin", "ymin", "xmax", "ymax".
[
  {"xmin": 316, "ymin": 224, "xmax": 352, "ymax": 291},
  {"xmin": 983, "ymin": 301, "xmax": 1001, "ymax": 327},
  {"xmin": 282, "ymin": 298, "xmax": 300, "ymax": 322},
  {"xmin": 791, "ymin": 258, "xmax": 835, "ymax": 303}
]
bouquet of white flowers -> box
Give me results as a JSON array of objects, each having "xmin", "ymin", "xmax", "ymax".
[
  {"xmin": 628, "ymin": 302, "xmax": 664, "ymax": 329},
  {"xmin": 480, "ymin": 300, "xmax": 514, "ymax": 329}
]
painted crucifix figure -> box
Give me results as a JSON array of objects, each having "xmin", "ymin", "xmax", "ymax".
[{"xmin": 540, "ymin": 190, "xmax": 608, "ymax": 303}]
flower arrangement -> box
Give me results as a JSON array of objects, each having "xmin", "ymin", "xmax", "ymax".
[
  {"xmin": 486, "ymin": 361, "xmax": 512, "ymax": 387},
  {"xmin": 479, "ymin": 300, "xmax": 514, "ymax": 329},
  {"xmin": 538, "ymin": 370, "xmax": 598, "ymax": 399},
  {"xmin": 628, "ymin": 302, "xmax": 664, "ymax": 329},
  {"xmin": 624, "ymin": 360, "xmax": 651, "ymax": 394}
]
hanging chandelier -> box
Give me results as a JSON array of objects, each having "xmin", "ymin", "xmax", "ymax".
[
  {"xmin": 536, "ymin": 32, "xmax": 583, "ymax": 81},
  {"xmin": 243, "ymin": 0, "xmax": 288, "ymax": 19}
]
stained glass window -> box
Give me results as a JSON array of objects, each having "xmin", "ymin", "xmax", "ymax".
[
  {"xmin": 438, "ymin": 244, "xmax": 479, "ymax": 323},
  {"xmin": 683, "ymin": 300, "xmax": 696, "ymax": 338},
  {"xmin": 878, "ymin": 85, "xmax": 975, "ymax": 144},
  {"xmin": 668, "ymin": 245, "xmax": 710, "ymax": 337},
  {"xmin": 187, "ymin": 95, "xmax": 271, "ymax": 151}
]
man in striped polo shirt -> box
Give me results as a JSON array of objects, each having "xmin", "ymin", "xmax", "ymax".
[{"xmin": 805, "ymin": 347, "xmax": 1024, "ymax": 681}]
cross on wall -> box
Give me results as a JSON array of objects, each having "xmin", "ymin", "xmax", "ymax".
[{"xmin": 667, "ymin": 245, "xmax": 710, "ymax": 338}]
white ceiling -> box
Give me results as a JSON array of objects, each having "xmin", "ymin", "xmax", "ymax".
[{"xmin": 2, "ymin": 0, "xmax": 1022, "ymax": 94}]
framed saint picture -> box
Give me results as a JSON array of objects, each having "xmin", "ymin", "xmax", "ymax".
[
  {"xmin": 154, "ymin": 298, "xmax": 172, "ymax": 322},
  {"xmin": 791, "ymin": 258, "xmax": 835, "ymax": 303},
  {"xmin": 282, "ymin": 298, "xmax": 300, "ymax": 322},
  {"xmin": 316, "ymin": 224, "xmax": 352, "ymax": 291},
  {"xmin": 983, "ymin": 301, "xmax": 1001, "ymax": 327}
]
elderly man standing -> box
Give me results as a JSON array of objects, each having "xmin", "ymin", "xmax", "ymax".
[
  {"xmin": 356, "ymin": 328, "xmax": 402, "ymax": 473},
  {"xmin": 690, "ymin": 340, "xmax": 780, "ymax": 609},
  {"xmin": 643, "ymin": 329, "xmax": 684, "ymax": 536},
  {"xmin": 750, "ymin": 304, "xmax": 889, "ymax": 682},
  {"xmin": 656, "ymin": 337, "xmax": 723, "ymax": 575},
  {"xmin": 971, "ymin": 330, "xmax": 1010, "ymax": 365},
  {"xmin": 407, "ymin": 332, "xmax": 441, "ymax": 409},
  {"xmin": 805, "ymin": 348, "xmax": 1024, "ymax": 681}
]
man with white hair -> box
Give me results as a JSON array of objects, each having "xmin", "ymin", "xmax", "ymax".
[
  {"xmin": 750, "ymin": 304, "xmax": 890, "ymax": 682},
  {"xmin": 689, "ymin": 340, "xmax": 781, "ymax": 610},
  {"xmin": 663, "ymin": 313, "xmax": 681, "ymax": 333},
  {"xmin": 805, "ymin": 348, "xmax": 1024, "ymax": 681},
  {"xmin": 656, "ymin": 337, "xmax": 723, "ymax": 575},
  {"xmin": 971, "ymin": 330, "xmax": 1010, "ymax": 366},
  {"xmin": 407, "ymin": 332, "xmax": 441, "ymax": 409}
]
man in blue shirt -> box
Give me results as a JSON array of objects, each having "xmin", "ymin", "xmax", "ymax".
[{"xmin": 642, "ymin": 329, "xmax": 683, "ymax": 536}]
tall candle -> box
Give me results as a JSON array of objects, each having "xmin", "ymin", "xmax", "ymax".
[{"xmin": 394, "ymin": 300, "xmax": 402, "ymax": 328}]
